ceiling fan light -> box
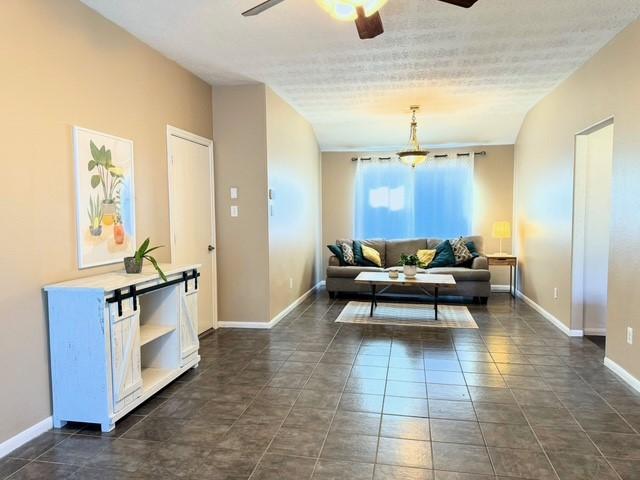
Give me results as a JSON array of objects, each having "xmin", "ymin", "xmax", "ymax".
[{"xmin": 316, "ymin": 0, "xmax": 388, "ymax": 21}]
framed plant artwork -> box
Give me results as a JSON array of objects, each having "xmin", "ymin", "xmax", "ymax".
[{"xmin": 73, "ymin": 127, "xmax": 136, "ymax": 268}]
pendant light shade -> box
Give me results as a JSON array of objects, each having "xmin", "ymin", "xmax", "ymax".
[
  {"xmin": 397, "ymin": 106, "xmax": 429, "ymax": 167},
  {"xmin": 316, "ymin": 0, "xmax": 388, "ymax": 21}
]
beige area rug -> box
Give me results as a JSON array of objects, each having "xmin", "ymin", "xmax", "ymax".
[{"xmin": 335, "ymin": 301, "xmax": 478, "ymax": 329}]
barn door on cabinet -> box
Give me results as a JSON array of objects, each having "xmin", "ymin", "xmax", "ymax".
[
  {"xmin": 108, "ymin": 301, "xmax": 142, "ymax": 412},
  {"xmin": 180, "ymin": 289, "xmax": 199, "ymax": 365}
]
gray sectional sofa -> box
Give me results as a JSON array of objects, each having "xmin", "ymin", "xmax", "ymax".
[{"xmin": 326, "ymin": 236, "xmax": 491, "ymax": 303}]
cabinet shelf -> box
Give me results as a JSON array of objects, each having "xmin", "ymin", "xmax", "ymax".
[
  {"xmin": 140, "ymin": 324, "xmax": 176, "ymax": 346},
  {"xmin": 141, "ymin": 367, "xmax": 174, "ymax": 394}
]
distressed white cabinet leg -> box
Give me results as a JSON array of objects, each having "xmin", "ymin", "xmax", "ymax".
[
  {"xmin": 52, "ymin": 418, "xmax": 67, "ymax": 429},
  {"xmin": 101, "ymin": 420, "xmax": 115, "ymax": 432}
]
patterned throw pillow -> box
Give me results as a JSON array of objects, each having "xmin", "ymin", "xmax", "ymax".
[
  {"xmin": 338, "ymin": 241, "xmax": 357, "ymax": 266},
  {"xmin": 450, "ymin": 237, "xmax": 474, "ymax": 265}
]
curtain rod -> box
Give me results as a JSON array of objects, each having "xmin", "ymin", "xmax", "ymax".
[{"xmin": 351, "ymin": 151, "xmax": 486, "ymax": 161}]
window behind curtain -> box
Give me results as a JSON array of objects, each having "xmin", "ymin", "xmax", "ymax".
[{"xmin": 354, "ymin": 155, "xmax": 474, "ymax": 239}]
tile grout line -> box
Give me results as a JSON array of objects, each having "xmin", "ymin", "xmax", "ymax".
[{"xmin": 249, "ymin": 294, "xmax": 346, "ymax": 480}]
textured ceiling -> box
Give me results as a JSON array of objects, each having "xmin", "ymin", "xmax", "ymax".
[{"xmin": 80, "ymin": 0, "xmax": 640, "ymax": 150}]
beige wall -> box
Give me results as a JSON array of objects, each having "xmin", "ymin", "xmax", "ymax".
[
  {"xmin": 514, "ymin": 19, "xmax": 640, "ymax": 379},
  {"xmin": 0, "ymin": 0, "xmax": 212, "ymax": 445},
  {"xmin": 212, "ymin": 85, "xmax": 271, "ymax": 323},
  {"xmin": 322, "ymin": 145, "xmax": 515, "ymax": 286},
  {"xmin": 212, "ymin": 85, "xmax": 322, "ymax": 324},
  {"xmin": 266, "ymin": 88, "xmax": 322, "ymax": 319}
]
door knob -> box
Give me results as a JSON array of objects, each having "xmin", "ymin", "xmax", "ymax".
[{"xmin": 208, "ymin": 245, "xmax": 215, "ymax": 252}]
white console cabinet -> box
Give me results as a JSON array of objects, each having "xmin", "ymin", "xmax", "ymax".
[{"xmin": 44, "ymin": 264, "xmax": 201, "ymax": 431}]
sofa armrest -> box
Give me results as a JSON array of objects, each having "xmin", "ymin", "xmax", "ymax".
[
  {"xmin": 328, "ymin": 255, "xmax": 341, "ymax": 267},
  {"xmin": 472, "ymin": 255, "xmax": 488, "ymax": 270}
]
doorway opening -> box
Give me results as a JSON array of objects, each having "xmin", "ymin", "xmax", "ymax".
[{"xmin": 571, "ymin": 118, "xmax": 614, "ymax": 343}]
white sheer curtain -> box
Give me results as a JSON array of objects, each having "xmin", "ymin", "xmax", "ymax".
[{"xmin": 354, "ymin": 154, "xmax": 474, "ymax": 239}]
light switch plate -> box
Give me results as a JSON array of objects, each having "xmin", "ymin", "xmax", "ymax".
[
  {"xmin": 230, "ymin": 205, "xmax": 239, "ymax": 217},
  {"xmin": 230, "ymin": 187, "xmax": 238, "ymax": 199}
]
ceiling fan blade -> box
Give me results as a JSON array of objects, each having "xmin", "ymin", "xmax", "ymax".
[
  {"xmin": 241, "ymin": 0, "xmax": 286, "ymax": 16},
  {"xmin": 354, "ymin": 7, "xmax": 384, "ymax": 40},
  {"xmin": 436, "ymin": 0, "xmax": 479, "ymax": 8}
]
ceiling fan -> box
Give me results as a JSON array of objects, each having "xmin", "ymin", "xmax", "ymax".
[{"xmin": 242, "ymin": 0, "xmax": 480, "ymax": 40}]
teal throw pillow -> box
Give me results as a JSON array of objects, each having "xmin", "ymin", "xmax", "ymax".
[
  {"xmin": 429, "ymin": 240, "xmax": 456, "ymax": 268},
  {"xmin": 327, "ymin": 244, "xmax": 347, "ymax": 266}
]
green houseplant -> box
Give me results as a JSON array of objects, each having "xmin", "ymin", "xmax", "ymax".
[
  {"xmin": 124, "ymin": 238, "xmax": 167, "ymax": 281},
  {"xmin": 399, "ymin": 254, "xmax": 420, "ymax": 278}
]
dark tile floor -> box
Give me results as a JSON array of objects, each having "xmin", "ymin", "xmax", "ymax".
[{"xmin": 3, "ymin": 290, "xmax": 640, "ymax": 479}]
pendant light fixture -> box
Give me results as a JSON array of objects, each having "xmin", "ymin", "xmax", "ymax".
[{"xmin": 397, "ymin": 106, "xmax": 429, "ymax": 168}]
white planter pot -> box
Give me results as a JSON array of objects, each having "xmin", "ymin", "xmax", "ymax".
[{"xmin": 403, "ymin": 265, "xmax": 417, "ymax": 278}]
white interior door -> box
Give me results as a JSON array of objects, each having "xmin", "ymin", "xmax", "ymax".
[{"xmin": 168, "ymin": 126, "xmax": 217, "ymax": 333}]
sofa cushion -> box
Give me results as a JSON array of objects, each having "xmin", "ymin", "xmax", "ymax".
[
  {"xmin": 427, "ymin": 267, "xmax": 490, "ymax": 282},
  {"xmin": 327, "ymin": 265, "xmax": 385, "ymax": 279},
  {"xmin": 385, "ymin": 238, "xmax": 428, "ymax": 268}
]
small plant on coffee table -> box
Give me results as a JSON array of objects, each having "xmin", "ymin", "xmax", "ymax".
[{"xmin": 399, "ymin": 254, "xmax": 420, "ymax": 266}]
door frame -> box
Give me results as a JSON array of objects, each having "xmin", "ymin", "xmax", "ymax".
[
  {"xmin": 570, "ymin": 116, "xmax": 614, "ymax": 336},
  {"xmin": 166, "ymin": 125, "xmax": 218, "ymax": 331}
]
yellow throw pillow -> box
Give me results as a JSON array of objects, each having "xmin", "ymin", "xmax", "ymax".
[
  {"xmin": 417, "ymin": 249, "xmax": 436, "ymax": 267},
  {"xmin": 362, "ymin": 245, "xmax": 382, "ymax": 267}
]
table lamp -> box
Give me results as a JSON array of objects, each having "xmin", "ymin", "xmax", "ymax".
[{"xmin": 492, "ymin": 221, "xmax": 511, "ymax": 256}]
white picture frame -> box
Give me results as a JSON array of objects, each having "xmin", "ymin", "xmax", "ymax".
[{"xmin": 73, "ymin": 126, "xmax": 136, "ymax": 269}]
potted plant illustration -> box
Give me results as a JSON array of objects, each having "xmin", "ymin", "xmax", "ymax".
[
  {"xmin": 124, "ymin": 238, "xmax": 167, "ymax": 281},
  {"xmin": 113, "ymin": 213, "xmax": 125, "ymax": 245},
  {"xmin": 88, "ymin": 141, "xmax": 124, "ymax": 226},
  {"xmin": 87, "ymin": 194, "xmax": 104, "ymax": 237},
  {"xmin": 399, "ymin": 254, "xmax": 420, "ymax": 279}
]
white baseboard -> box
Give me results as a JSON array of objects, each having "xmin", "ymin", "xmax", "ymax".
[
  {"xmin": 583, "ymin": 328, "xmax": 607, "ymax": 336},
  {"xmin": 0, "ymin": 416, "xmax": 52, "ymax": 459},
  {"xmin": 218, "ymin": 281, "xmax": 324, "ymax": 330},
  {"xmin": 604, "ymin": 357, "xmax": 640, "ymax": 394},
  {"xmin": 491, "ymin": 285, "xmax": 511, "ymax": 293},
  {"xmin": 516, "ymin": 290, "xmax": 583, "ymax": 337}
]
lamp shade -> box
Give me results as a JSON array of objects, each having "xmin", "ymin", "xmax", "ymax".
[{"xmin": 492, "ymin": 221, "xmax": 512, "ymax": 239}]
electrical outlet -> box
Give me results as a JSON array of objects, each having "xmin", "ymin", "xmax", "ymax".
[
  {"xmin": 553, "ymin": 287, "xmax": 559, "ymax": 299},
  {"xmin": 230, "ymin": 205, "xmax": 239, "ymax": 217},
  {"xmin": 289, "ymin": 278, "xmax": 293, "ymax": 289},
  {"xmin": 627, "ymin": 327, "xmax": 634, "ymax": 345}
]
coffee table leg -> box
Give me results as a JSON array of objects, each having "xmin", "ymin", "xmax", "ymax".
[
  {"xmin": 434, "ymin": 286, "xmax": 439, "ymax": 321},
  {"xmin": 370, "ymin": 284, "xmax": 377, "ymax": 317}
]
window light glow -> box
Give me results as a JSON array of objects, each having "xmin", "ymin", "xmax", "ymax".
[{"xmin": 316, "ymin": 0, "xmax": 388, "ymax": 21}]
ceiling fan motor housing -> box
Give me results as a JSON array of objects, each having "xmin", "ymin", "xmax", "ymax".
[{"xmin": 354, "ymin": 6, "xmax": 384, "ymax": 39}]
